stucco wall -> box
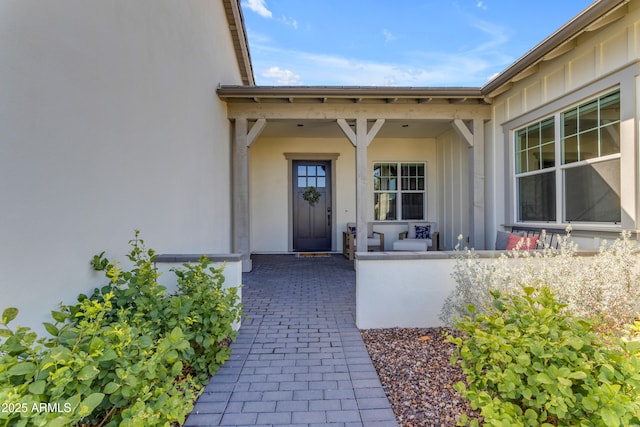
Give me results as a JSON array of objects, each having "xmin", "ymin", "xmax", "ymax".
[
  {"xmin": 249, "ymin": 135, "xmax": 437, "ymax": 252},
  {"xmin": 488, "ymin": 1, "xmax": 640, "ymax": 240},
  {"xmin": 0, "ymin": 1, "xmax": 242, "ymax": 331}
]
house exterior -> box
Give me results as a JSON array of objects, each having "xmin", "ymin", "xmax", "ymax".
[
  {"xmin": 0, "ymin": 0, "xmax": 252, "ymax": 329},
  {"xmin": 2, "ymin": 0, "xmax": 638, "ymax": 330},
  {"xmin": 222, "ymin": 0, "xmax": 636, "ymax": 271}
]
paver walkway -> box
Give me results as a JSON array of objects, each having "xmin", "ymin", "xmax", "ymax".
[{"xmin": 184, "ymin": 254, "xmax": 398, "ymax": 427}]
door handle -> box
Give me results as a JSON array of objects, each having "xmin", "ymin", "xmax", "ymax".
[{"xmin": 327, "ymin": 207, "xmax": 332, "ymax": 227}]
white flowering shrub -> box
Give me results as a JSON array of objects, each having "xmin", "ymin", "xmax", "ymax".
[{"xmin": 440, "ymin": 229, "xmax": 640, "ymax": 329}]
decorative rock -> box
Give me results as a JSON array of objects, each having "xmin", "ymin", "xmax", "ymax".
[{"xmin": 361, "ymin": 327, "xmax": 481, "ymax": 426}]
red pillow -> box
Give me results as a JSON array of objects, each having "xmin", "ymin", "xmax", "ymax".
[{"xmin": 506, "ymin": 234, "xmax": 539, "ymax": 250}]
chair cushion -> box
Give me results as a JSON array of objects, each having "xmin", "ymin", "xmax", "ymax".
[
  {"xmin": 414, "ymin": 225, "xmax": 431, "ymax": 239},
  {"xmin": 367, "ymin": 237, "xmax": 381, "ymax": 247},
  {"xmin": 506, "ymin": 234, "xmax": 539, "ymax": 250},
  {"xmin": 496, "ymin": 230, "xmax": 526, "ymax": 250},
  {"xmin": 407, "ymin": 222, "xmax": 435, "ymax": 239},
  {"xmin": 393, "ymin": 238, "xmax": 431, "ymax": 251}
]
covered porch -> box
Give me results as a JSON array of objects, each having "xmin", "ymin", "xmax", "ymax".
[{"xmin": 218, "ymin": 86, "xmax": 492, "ymax": 271}]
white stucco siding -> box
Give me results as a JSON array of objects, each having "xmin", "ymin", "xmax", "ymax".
[{"xmin": 0, "ymin": 1, "xmax": 242, "ymax": 331}]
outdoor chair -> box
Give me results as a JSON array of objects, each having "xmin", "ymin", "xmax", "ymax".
[
  {"xmin": 392, "ymin": 221, "xmax": 439, "ymax": 251},
  {"xmin": 342, "ymin": 222, "xmax": 384, "ymax": 260}
]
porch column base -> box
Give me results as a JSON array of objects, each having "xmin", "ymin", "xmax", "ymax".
[{"xmin": 241, "ymin": 256, "xmax": 252, "ymax": 272}]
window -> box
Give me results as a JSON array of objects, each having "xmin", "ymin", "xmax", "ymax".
[
  {"xmin": 514, "ymin": 90, "xmax": 621, "ymax": 224},
  {"xmin": 373, "ymin": 162, "xmax": 425, "ymax": 220},
  {"xmin": 515, "ymin": 118, "xmax": 556, "ymax": 221},
  {"xmin": 297, "ymin": 165, "xmax": 326, "ymax": 188}
]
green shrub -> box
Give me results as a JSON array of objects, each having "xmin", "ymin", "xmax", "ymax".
[
  {"xmin": 449, "ymin": 286, "xmax": 640, "ymax": 427},
  {"xmin": 0, "ymin": 232, "xmax": 242, "ymax": 426}
]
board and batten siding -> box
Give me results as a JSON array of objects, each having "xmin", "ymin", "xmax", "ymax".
[{"xmin": 487, "ymin": 1, "xmax": 640, "ymax": 245}]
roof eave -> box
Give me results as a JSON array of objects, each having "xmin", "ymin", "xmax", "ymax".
[
  {"xmin": 223, "ymin": 0, "xmax": 255, "ymax": 86},
  {"xmin": 217, "ymin": 85, "xmax": 484, "ymax": 100}
]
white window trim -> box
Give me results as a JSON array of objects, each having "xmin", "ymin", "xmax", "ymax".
[
  {"xmin": 372, "ymin": 161, "xmax": 427, "ymax": 222},
  {"xmin": 511, "ymin": 90, "xmax": 622, "ymax": 227}
]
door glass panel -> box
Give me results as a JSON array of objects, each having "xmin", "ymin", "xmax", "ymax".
[
  {"xmin": 317, "ymin": 166, "xmax": 326, "ymax": 176},
  {"xmin": 307, "ymin": 166, "xmax": 316, "ymax": 177},
  {"xmin": 307, "ymin": 177, "xmax": 316, "ymax": 187},
  {"xmin": 317, "ymin": 177, "xmax": 326, "ymax": 187},
  {"xmin": 298, "ymin": 165, "xmax": 307, "ymax": 176},
  {"xmin": 297, "ymin": 177, "xmax": 306, "ymax": 188}
]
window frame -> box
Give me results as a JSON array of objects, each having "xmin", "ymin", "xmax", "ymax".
[
  {"xmin": 373, "ymin": 161, "xmax": 427, "ymax": 221},
  {"xmin": 512, "ymin": 89, "xmax": 621, "ymax": 226}
]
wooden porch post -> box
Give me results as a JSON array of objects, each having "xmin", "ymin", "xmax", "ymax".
[
  {"xmin": 453, "ymin": 118, "xmax": 486, "ymax": 249},
  {"xmin": 338, "ymin": 118, "xmax": 385, "ymax": 255},
  {"xmin": 472, "ymin": 119, "xmax": 486, "ymax": 249},
  {"xmin": 233, "ymin": 118, "xmax": 266, "ymax": 272}
]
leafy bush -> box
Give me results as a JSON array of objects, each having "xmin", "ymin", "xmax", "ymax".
[
  {"xmin": 440, "ymin": 230, "xmax": 640, "ymax": 329},
  {"xmin": 449, "ymin": 286, "xmax": 640, "ymax": 427},
  {"xmin": 0, "ymin": 232, "xmax": 242, "ymax": 426}
]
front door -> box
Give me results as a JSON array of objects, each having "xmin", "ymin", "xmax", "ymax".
[{"xmin": 293, "ymin": 161, "xmax": 332, "ymax": 251}]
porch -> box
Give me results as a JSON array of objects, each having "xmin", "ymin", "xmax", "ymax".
[{"xmin": 218, "ymin": 86, "xmax": 493, "ymax": 272}]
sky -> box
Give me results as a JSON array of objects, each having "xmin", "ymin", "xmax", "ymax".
[{"xmin": 240, "ymin": 0, "xmax": 595, "ymax": 87}]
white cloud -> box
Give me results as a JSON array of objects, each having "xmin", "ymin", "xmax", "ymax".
[
  {"xmin": 476, "ymin": 1, "xmax": 487, "ymax": 10},
  {"xmin": 261, "ymin": 66, "xmax": 302, "ymax": 85},
  {"xmin": 468, "ymin": 18, "xmax": 510, "ymax": 53},
  {"xmin": 382, "ymin": 29, "xmax": 396, "ymax": 45},
  {"xmin": 243, "ymin": 0, "xmax": 272, "ymax": 18},
  {"xmin": 280, "ymin": 15, "xmax": 298, "ymax": 29},
  {"xmin": 255, "ymin": 48, "xmax": 497, "ymax": 86},
  {"xmin": 248, "ymin": 18, "xmax": 514, "ymax": 86}
]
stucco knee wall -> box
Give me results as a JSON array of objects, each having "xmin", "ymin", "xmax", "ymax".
[{"xmin": 355, "ymin": 252, "xmax": 459, "ymax": 329}]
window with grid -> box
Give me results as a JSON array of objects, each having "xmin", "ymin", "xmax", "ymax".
[
  {"xmin": 515, "ymin": 117, "xmax": 556, "ymax": 222},
  {"xmin": 514, "ymin": 90, "xmax": 621, "ymax": 224},
  {"xmin": 561, "ymin": 91, "xmax": 620, "ymax": 223},
  {"xmin": 373, "ymin": 162, "xmax": 425, "ymax": 221}
]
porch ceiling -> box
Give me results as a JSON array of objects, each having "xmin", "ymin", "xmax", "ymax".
[{"xmin": 255, "ymin": 118, "xmax": 452, "ymax": 139}]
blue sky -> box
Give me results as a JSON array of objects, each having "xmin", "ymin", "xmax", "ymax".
[{"xmin": 241, "ymin": 0, "xmax": 595, "ymax": 87}]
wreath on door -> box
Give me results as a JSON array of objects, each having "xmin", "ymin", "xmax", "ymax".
[{"xmin": 302, "ymin": 186, "xmax": 321, "ymax": 206}]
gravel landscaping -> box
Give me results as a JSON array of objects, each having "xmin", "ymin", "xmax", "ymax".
[{"xmin": 361, "ymin": 327, "xmax": 480, "ymax": 427}]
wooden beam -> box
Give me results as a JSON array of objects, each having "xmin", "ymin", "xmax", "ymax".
[
  {"xmin": 337, "ymin": 119, "xmax": 357, "ymax": 146},
  {"xmin": 366, "ymin": 119, "xmax": 385, "ymax": 146},
  {"xmin": 246, "ymin": 118, "xmax": 266, "ymax": 147},
  {"xmin": 453, "ymin": 119, "xmax": 473, "ymax": 146}
]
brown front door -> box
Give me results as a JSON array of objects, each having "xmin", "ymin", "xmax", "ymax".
[{"xmin": 293, "ymin": 161, "xmax": 331, "ymax": 251}]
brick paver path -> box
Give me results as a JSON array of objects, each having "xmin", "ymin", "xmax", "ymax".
[{"xmin": 184, "ymin": 254, "xmax": 398, "ymax": 427}]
